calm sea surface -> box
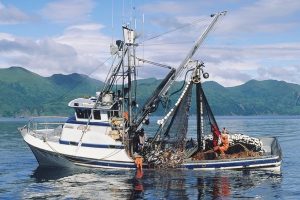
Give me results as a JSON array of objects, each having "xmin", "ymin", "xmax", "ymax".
[{"xmin": 0, "ymin": 116, "xmax": 299, "ymax": 199}]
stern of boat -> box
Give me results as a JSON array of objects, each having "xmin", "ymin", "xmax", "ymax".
[{"xmin": 260, "ymin": 137, "xmax": 282, "ymax": 159}]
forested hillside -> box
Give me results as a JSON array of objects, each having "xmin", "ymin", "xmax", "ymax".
[{"xmin": 1, "ymin": 67, "xmax": 300, "ymax": 117}]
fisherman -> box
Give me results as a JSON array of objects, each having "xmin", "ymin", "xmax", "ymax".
[
  {"xmin": 133, "ymin": 128, "xmax": 146, "ymax": 153},
  {"xmin": 133, "ymin": 132, "xmax": 139, "ymax": 153},
  {"xmin": 214, "ymin": 127, "xmax": 229, "ymax": 155},
  {"xmin": 123, "ymin": 111, "xmax": 129, "ymax": 126},
  {"xmin": 211, "ymin": 124, "xmax": 221, "ymax": 147},
  {"xmin": 135, "ymin": 155, "xmax": 143, "ymax": 170},
  {"xmin": 222, "ymin": 127, "xmax": 227, "ymax": 135},
  {"xmin": 138, "ymin": 128, "xmax": 146, "ymax": 151}
]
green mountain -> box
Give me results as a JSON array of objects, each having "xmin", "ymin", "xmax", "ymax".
[
  {"xmin": 0, "ymin": 67, "xmax": 103, "ymax": 117},
  {"xmin": 1, "ymin": 67, "xmax": 300, "ymax": 117}
]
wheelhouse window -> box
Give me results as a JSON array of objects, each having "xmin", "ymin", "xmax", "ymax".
[
  {"xmin": 107, "ymin": 110, "xmax": 119, "ymax": 118},
  {"xmin": 107, "ymin": 103, "xmax": 120, "ymax": 118},
  {"xmin": 93, "ymin": 110, "xmax": 101, "ymax": 120},
  {"xmin": 75, "ymin": 108, "xmax": 91, "ymax": 119}
]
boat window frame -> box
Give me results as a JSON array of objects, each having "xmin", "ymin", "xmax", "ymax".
[
  {"xmin": 75, "ymin": 108, "xmax": 92, "ymax": 119},
  {"xmin": 93, "ymin": 109, "xmax": 101, "ymax": 120}
]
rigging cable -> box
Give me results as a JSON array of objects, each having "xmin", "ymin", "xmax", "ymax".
[
  {"xmin": 44, "ymin": 55, "xmax": 114, "ymax": 105},
  {"xmin": 142, "ymin": 17, "xmax": 209, "ymax": 43},
  {"xmin": 101, "ymin": 54, "xmax": 119, "ymax": 93}
]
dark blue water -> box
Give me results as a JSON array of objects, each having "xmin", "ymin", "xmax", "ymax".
[{"xmin": 0, "ymin": 116, "xmax": 299, "ymax": 199}]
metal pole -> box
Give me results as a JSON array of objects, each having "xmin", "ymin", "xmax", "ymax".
[{"xmin": 196, "ymin": 83, "xmax": 203, "ymax": 150}]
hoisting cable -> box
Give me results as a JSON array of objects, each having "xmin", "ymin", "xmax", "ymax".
[
  {"xmin": 169, "ymin": 68, "xmax": 194, "ymax": 97},
  {"xmin": 161, "ymin": 68, "xmax": 194, "ymax": 111}
]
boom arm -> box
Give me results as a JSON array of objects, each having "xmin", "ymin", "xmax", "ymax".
[
  {"xmin": 159, "ymin": 11, "xmax": 227, "ymax": 97},
  {"xmin": 132, "ymin": 11, "xmax": 226, "ymax": 130}
]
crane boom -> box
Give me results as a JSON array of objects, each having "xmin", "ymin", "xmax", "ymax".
[
  {"xmin": 132, "ymin": 11, "xmax": 226, "ymax": 131},
  {"xmin": 159, "ymin": 11, "xmax": 227, "ymax": 97}
]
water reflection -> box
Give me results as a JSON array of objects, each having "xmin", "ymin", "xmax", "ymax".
[
  {"xmin": 26, "ymin": 166, "xmax": 282, "ymax": 199},
  {"xmin": 31, "ymin": 166, "xmax": 76, "ymax": 182},
  {"xmin": 198, "ymin": 175, "xmax": 230, "ymax": 199},
  {"xmin": 131, "ymin": 168, "xmax": 144, "ymax": 199},
  {"xmin": 197, "ymin": 170, "xmax": 282, "ymax": 199}
]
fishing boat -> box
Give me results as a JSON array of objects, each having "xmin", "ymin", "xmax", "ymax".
[{"xmin": 19, "ymin": 11, "xmax": 282, "ymax": 170}]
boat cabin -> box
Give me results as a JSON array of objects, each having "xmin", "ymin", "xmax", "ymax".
[{"xmin": 68, "ymin": 96, "xmax": 120, "ymax": 123}]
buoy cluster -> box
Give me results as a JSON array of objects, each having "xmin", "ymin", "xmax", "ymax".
[{"xmin": 203, "ymin": 133, "xmax": 263, "ymax": 152}]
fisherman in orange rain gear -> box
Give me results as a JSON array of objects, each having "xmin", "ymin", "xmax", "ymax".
[
  {"xmin": 123, "ymin": 112, "xmax": 129, "ymax": 126},
  {"xmin": 211, "ymin": 124, "xmax": 221, "ymax": 147},
  {"xmin": 135, "ymin": 155, "xmax": 143, "ymax": 170},
  {"xmin": 123, "ymin": 112, "xmax": 129, "ymax": 121},
  {"xmin": 214, "ymin": 127, "xmax": 229, "ymax": 155}
]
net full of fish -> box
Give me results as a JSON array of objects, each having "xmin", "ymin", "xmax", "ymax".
[{"xmin": 144, "ymin": 148, "xmax": 185, "ymax": 169}]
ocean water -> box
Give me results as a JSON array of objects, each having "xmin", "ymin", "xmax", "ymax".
[{"xmin": 0, "ymin": 116, "xmax": 299, "ymax": 199}]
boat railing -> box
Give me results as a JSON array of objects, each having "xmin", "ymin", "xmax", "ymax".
[{"xmin": 25, "ymin": 116, "xmax": 67, "ymax": 140}]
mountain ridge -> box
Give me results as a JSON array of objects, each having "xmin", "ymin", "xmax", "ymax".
[{"xmin": 1, "ymin": 67, "xmax": 300, "ymax": 117}]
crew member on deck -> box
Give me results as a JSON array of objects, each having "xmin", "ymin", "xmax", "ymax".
[
  {"xmin": 133, "ymin": 128, "xmax": 146, "ymax": 153},
  {"xmin": 138, "ymin": 128, "xmax": 146, "ymax": 151},
  {"xmin": 214, "ymin": 127, "xmax": 229, "ymax": 155}
]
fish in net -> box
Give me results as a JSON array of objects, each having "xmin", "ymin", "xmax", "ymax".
[{"xmin": 143, "ymin": 81, "xmax": 193, "ymax": 168}]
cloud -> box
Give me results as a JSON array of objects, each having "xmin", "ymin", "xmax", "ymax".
[
  {"xmin": 140, "ymin": 1, "xmax": 187, "ymax": 15},
  {"xmin": 215, "ymin": 0, "xmax": 300, "ymax": 36},
  {"xmin": 0, "ymin": 32, "xmax": 15, "ymax": 40},
  {"xmin": 55, "ymin": 23, "xmax": 110, "ymax": 55},
  {"xmin": 0, "ymin": 1, "xmax": 31, "ymax": 24},
  {"xmin": 0, "ymin": 22, "xmax": 113, "ymax": 80},
  {"xmin": 40, "ymin": 0, "xmax": 95, "ymax": 23},
  {"xmin": 258, "ymin": 65, "xmax": 300, "ymax": 84},
  {"xmin": 1, "ymin": 0, "xmax": 300, "ymax": 88},
  {"xmin": 54, "ymin": 23, "xmax": 113, "ymax": 79},
  {"xmin": 0, "ymin": 36, "xmax": 78, "ymax": 73},
  {"xmin": 137, "ymin": 0, "xmax": 300, "ymax": 86}
]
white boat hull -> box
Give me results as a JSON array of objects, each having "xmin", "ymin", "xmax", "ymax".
[
  {"xmin": 20, "ymin": 127, "xmax": 281, "ymax": 170},
  {"xmin": 20, "ymin": 126, "xmax": 136, "ymax": 169}
]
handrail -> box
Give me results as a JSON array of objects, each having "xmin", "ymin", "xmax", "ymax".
[{"xmin": 26, "ymin": 116, "xmax": 67, "ymax": 135}]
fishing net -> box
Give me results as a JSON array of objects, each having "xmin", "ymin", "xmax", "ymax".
[
  {"xmin": 144, "ymin": 80, "xmax": 193, "ymax": 168},
  {"xmin": 197, "ymin": 84, "xmax": 221, "ymax": 151}
]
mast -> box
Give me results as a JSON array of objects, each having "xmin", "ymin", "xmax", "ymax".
[
  {"xmin": 192, "ymin": 62, "xmax": 205, "ymax": 150},
  {"xmin": 196, "ymin": 82, "xmax": 203, "ymax": 150},
  {"xmin": 127, "ymin": 47, "xmax": 132, "ymax": 126},
  {"xmin": 122, "ymin": 25, "xmax": 136, "ymax": 128}
]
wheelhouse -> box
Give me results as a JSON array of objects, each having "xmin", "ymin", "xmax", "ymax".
[{"xmin": 68, "ymin": 96, "xmax": 121, "ymax": 124}]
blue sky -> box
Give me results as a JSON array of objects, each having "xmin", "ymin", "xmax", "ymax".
[{"xmin": 0, "ymin": 0, "xmax": 299, "ymax": 86}]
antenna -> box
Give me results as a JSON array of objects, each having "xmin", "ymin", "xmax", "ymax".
[
  {"xmin": 142, "ymin": 13, "xmax": 145, "ymax": 65},
  {"xmin": 122, "ymin": 0, "xmax": 125, "ymax": 25},
  {"xmin": 111, "ymin": 0, "xmax": 114, "ymax": 43}
]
